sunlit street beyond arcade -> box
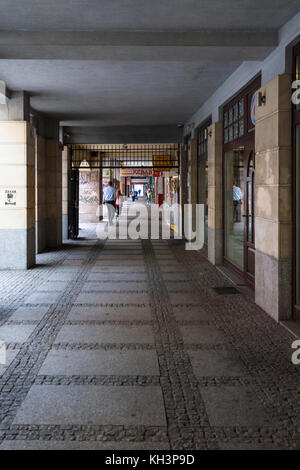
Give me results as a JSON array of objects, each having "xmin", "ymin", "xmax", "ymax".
[
  {"xmin": 0, "ymin": 199, "xmax": 299, "ymax": 450},
  {"xmin": 0, "ymin": 0, "xmax": 300, "ymax": 454}
]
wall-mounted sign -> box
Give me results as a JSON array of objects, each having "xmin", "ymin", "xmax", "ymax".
[
  {"xmin": 153, "ymin": 155, "xmax": 170, "ymax": 171},
  {"xmin": 120, "ymin": 169, "xmax": 160, "ymax": 177},
  {"xmin": 4, "ymin": 189, "xmax": 16, "ymax": 206}
]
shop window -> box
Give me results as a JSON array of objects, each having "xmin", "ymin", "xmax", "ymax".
[
  {"xmin": 197, "ymin": 122, "xmax": 210, "ymax": 245},
  {"xmin": 296, "ymin": 125, "xmax": 300, "ymax": 305},
  {"xmin": 198, "ymin": 126, "xmax": 208, "ymax": 156},
  {"xmin": 293, "ymin": 46, "xmax": 300, "ymax": 315},
  {"xmin": 296, "ymin": 55, "xmax": 300, "ymax": 112},
  {"xmin": 247, "ymin": 154, "xmax": 255, "ymax": 245},
  {"xmin": 224, "ymin": 148, "xmax": 245, "ymax": 269},
  {"xmin": 223, "ymin": 98, "xmax": 245, "ymax": 144}
]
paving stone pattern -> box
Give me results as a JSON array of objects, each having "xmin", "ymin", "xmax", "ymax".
[{"xmin": 0, "ymin": 213, "xmax": 299, "ymax": 450}]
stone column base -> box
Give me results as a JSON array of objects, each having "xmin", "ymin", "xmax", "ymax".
[
  {"xmin": 45, "ymin": 217, "xmax": 62, "ymax": 249},
  {"xmin": 36, "ymin": 220, "xmax": 46, "ymax": 254},
  {"xmin": 255, "ymin": 249, "xmax": 292, "ymax": 321},
  {"xmin": 208, "ymin": 227, "xmax": 223, "ymax": 265},
  {"xmin": 62, "ymin": 213, "xmax": 68, "ymax": 240},
  {"xmin": 0, "ymin": 228, "xmax": 35, "ymax": 269}
]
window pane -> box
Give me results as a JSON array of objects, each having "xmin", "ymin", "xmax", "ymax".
[
  {"xmin": 205, "ymin": 163, "xmax": 208, "ymax": 245},
  {"xmin": 239, "ymin": 99, "xmax": 244, "ymax": 117},
  {"xmin": 224, "ymin": 128, "xmax": 228, "ymax": 143},
  {"xmin": 252, "ymin": 172, "xmax": 255, "ymax": 243},
  {"xmin": 247, "ymin": 180, "xmax": 252, "ymax": 243},
  {"xmin": 229, "ymin": 125, "xmax": 233, "ymax": 141},
  {"xmin": 224, "ymin": 149, "xmax": 245, "ymax": 269},
  {"xmin": 234, "ymin": 103, "xmax": 238, "ymax": 121},
  {"xmin": 197, "ymin": 158, "xmax": 208, "ymax": 245},
  {"xmin": 239, "ymin": 119, "xmax": 244, "ymax": 137},
  {"xmin": 234, "ymin": 121, "xmax": 239, "ymax": 139},
  {"xmin": 296, "ymin": 125, "xmax": 300, "ymax": 305},
  {"xmin": 224, "ymin": 112, "xmax": 228, "ymax": 128},
  {"xmin": 229, "ymin": 108, "xmax": 233, "ymax": 125},
  {"xmin": 248, "ymin": 155, "xmax": 254, "ymax": 176},
  {"xmin": 296, "ymin": 56, "xmax": 300, "ymax": 111}
]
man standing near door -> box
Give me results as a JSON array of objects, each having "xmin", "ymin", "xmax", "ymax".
[
  {"xmin": 103, "ymin": 181, "xmax": 116, "ymax": 225},
  {"xmin": 233, "ymin": 181, "xmax": 242, "ymax": 223}
]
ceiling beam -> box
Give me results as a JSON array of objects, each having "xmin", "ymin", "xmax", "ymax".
[
  {"xmin": 0, "ymin": 30, "xmax": 277, "ymax": 61},
  {"xmin": 0, "ymin": 30, "xmax": 278, "ymax": 47},
  {"xmin": 63, "ymin": 125, "xmax": 181, "ymax": 144},
  {"xmin": 0, "ymin": 46, "xmax": 276, "ymax": 61}
]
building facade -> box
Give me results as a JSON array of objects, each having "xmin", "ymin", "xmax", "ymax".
[{"xmin": 183, "ymin": 14, "xmax": 300, "ymax": 323}]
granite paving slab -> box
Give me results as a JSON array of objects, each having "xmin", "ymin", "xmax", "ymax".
[{"xmin": 13, "ymin": 385, "xmax": 167, "ymax": 426}]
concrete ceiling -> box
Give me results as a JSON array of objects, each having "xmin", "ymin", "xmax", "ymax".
[
  {"xmin": 0, "ymin": 60, "xmax": 241, "ymax": 126},
  {"xmin": 0, "ymin": 1, "xmax": 298, "ymax": 31},
  {"xmin": 0, "ymin": 1, "xmax": 299, "ymax": 142}
]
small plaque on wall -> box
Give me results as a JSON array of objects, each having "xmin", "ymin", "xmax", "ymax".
[{"xmin": 3, "ymin": 189, "xmax": 17, "ymax": 206}]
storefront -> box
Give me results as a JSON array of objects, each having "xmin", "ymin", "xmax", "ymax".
[
  {"xmin": 164, "ymin": 170, "xmax": 179, "ymax": 233},
  {"xmin": 293, "ymin": 42, "xmax": 300, "ymax": 322},
  {"xmin": 223, "ymin": 76, "xmax": 261, "ymax": 287},
  {"xmin": 197, "ymin": 119, "xmax": 211, "ymax": 246}
]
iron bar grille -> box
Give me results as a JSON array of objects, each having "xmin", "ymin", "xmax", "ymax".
[{"xmin": 70, "ymin": 143, "xmax": 180, "ymax": 169}]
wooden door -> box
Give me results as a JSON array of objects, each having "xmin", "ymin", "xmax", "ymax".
[{"xmin": 244, "ymin": 150, "xmax": 255, "ymax": 286}]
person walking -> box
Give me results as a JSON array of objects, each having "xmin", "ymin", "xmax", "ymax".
[
  {"xmin": 233, "ymin": 182, "xmax": 242, "ymax": 223},
  {"xmin": 147, "ymin": 187, "xmax": 152, "ymax": 205},
  {"xmin": 115, "ymin": 189, "xmax": 123, "ymax": 218},
  {"xmin": 131, "ymin": 189, "xmax": 135, "ymax": 202},
  {"xmin": 103, "ymin": 181, "xmax": 116, "ymax": 225}
]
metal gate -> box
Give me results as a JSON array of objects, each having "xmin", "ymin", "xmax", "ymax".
[
  {"xmin": 67, "ymin": 143, "xmax": 180, "ymax": 239},
  {"xmin": 69, "ymin": 143, "xmax": 180, "ymax": 169},
  {"xmin": 68, "ymin": 169, "xmax": 79, "ymax": 239}
]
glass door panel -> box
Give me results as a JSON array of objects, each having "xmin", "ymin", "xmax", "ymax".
[
  {"xmin": 197, "ymin": 157, "xmax": 208, "ymax": 245},
  {"xmin": 205, "ymin": 163, "xmax": 208, "ymax": 245},
  {"xmin": 296, "ymin": 55, "xmax": 300, "ymax": 111},
  {"xmin": 224, "ymin": 148, "xmax": 245, "ymax": 269},
  {"xmin": 246, "ymin": 155, "xmax": 255, "ymax": 245},
  {"xmin": 296, "ymin": 125, "xmax": 300, "ymax": 305},
  {"xmin": 247, "ymin": 179, "xmax": 252, "ymax": 242}
]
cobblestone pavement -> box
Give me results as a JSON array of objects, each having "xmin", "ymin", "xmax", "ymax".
[{"xmin": 0, "ymin": 202, "xmax": 299, "ymax": 450}]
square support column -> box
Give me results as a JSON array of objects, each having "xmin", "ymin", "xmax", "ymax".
[
  {"xmin": 35, "ymin": 118, "xmax": 62, "ymax": 250},
  {"xmin": 207, "ymin": 122, "xmax": 223, "ymax": 265},
  {"xmin": 62, "ymin": 145, "xmax": 69, "ymax": 240},
  {"xmin": 179, "ymin": 144, "xmax": 188, "ymax": 234},
  {"xmin": 35, "ymin": 135, "xmax": 46, "ymax": 253},
  {"xmin": 198, "ymin": 156, "xmax": 207, "ymax": 205},
  {"xmin": 255, "ymin": 74, "xmax": 292, "ymax": 321},
  {"xmin": 0, "ymin": 121, "xmax": 35, "ymax": 268},
  {"xmin": 45, "ymin": 137, "xmax": 62, "ymax": 248},
  {"xmin": 187, "ymin": 139, "xmax": 198, "ymax": 231}
]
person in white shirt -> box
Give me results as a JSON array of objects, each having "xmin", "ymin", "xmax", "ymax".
[
  {"xmin": 233, "ymin": 183, "xmax": 242, "ymax": 222},
  {"xmin": 103, "ymin": 181, "xmax": 116, "ymax": 225}
]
